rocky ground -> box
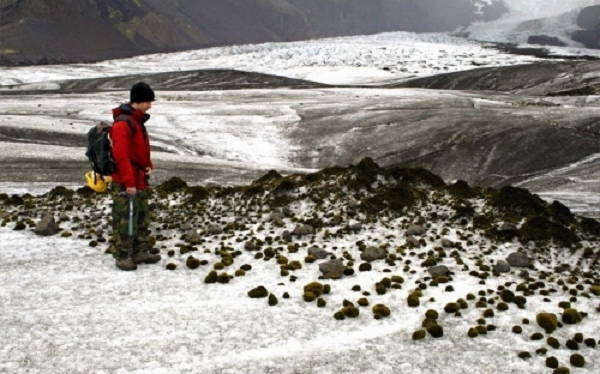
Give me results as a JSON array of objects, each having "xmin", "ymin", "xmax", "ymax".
[{"xmin": 1, "ymin": 159, "xmax": 599, "ymax": 372}]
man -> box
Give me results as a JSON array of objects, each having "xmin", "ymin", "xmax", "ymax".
[{"xmin": 109, "ymin": 82, "xmax": 161, "ymax": 271}]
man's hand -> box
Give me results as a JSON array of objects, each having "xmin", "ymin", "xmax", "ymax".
[
  {"xmin": 126, "ymin": 187, "xmax": 137, "ymax": 196},
  {"xmin": 145, "ymin": 167, "xmax": 152, "ymax": 175}
]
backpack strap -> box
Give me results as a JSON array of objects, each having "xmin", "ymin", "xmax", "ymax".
[{"xmin": 114, "ymin": 115, "xmax": 135, "ymax": 134}]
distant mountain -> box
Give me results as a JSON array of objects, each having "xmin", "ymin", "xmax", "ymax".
[{"xmin": 0, "ymin": 0, "xmax": 506, "ymax": 65}]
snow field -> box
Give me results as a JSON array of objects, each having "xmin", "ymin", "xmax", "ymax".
[{"xmin": 1, "ymin": 175, "xmax": 599, "ymax": 373}]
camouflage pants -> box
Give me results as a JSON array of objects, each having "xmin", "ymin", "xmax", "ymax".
[{"xmin": 109, "ymin": 183, "xmax": 151, "ymax": 259}]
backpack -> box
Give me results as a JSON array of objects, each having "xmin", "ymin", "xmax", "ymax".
[{"xmin": 85, "ymin": 115, "xmax": 134, "ymax": 179}]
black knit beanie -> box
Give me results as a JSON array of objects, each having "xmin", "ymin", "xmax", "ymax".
[{"xmin": 130, "ymin": 82, "xmax": 155, "ymax": 103}]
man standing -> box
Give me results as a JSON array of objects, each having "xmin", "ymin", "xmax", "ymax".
[{"xmin": 109, "ymin": 82, "xmax": 161, "ymax": 271}]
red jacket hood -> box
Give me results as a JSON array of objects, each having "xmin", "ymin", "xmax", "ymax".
[{"xmin": 112, "ymin": 103, "xmax": 150, "ymax": 124}]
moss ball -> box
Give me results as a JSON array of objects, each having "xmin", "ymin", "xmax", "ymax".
[
  {"xmin": 240, "ymin": 264, "xmax": 252, "ymax": 271},
  {"xmin": 468, "ymin": 327, "xmax": 478, "ymax": 338},
  {"xmin": 323, "ymin": 284, "xmax": 331, "ymax": 294},
  {"xmin": 547, "ymin": 337, "xmax": 560, "ymax": 349},
  {"xmin": 407, "ymin": 294, "xmax": 420, "ymax": 307},
  {"xmin": 518, "ymin": 351, "xmax": 532, "ymax": 360},
  {"xmin": 573, "ymin": 333, "xmax": 583, "ymax": 343},
  {"xmin": 562, "ymin": 308, "xmax": 582, "ymax": 324},
  {"xmin": 213, "ymin": 262, "xmax": 225, "ymax": 270},
  {"xmin": 425, "ymin": 309, "xmax": 439, "ymax": 320},
  {"xmin": 166, "ymin": 263, "xmax": 177, "ymax": 271},
  {"xmin": 247, "ymin": 286, "xmax": 269, "ymax": 298},
  {"xmin": 304, "ymin": 282, "xmax": 324, "ymax": 297},
  {"xmin": 282, "ymin": 292, "xmax": 290, "ymax": 299},
  {"xmin": 317, "ymin": 298, "xmax": 326, "ymax": 308},
  {"xmin": 334, "ymin": 311, "xmax": 345, "ymax": 320},
  {"xmin": 167, "ymin": 250, "xmax": 175, "ymax": 257},
  {"xmin": 558, "ymin": 301, "xmax": 571, "ymax": 309},
  {"xmin": 536, "ymin": 348, "xmax": 548, "ymax": 355},
  {"xmin": 531, "ymin": 333, "xmax": 544, "ymax": 341},
  {"xmin": 303, "ymin": 292, "xmax": 317, "ymax": 302},
  {"xmin": 358, "ymin": 298, "xmax": 369, "ymax": 307},
  {"xmin": 497, "ymin": 302, "xmax": 509, "ymax": 311},
  {"xmin": 268, "ymin": 294, "xmax": 278, "ymax": 306},
  {"xmin": 204, "ymin": 270, "xmax": 218, "ymax": 284},
  {"xmin": 565, "ymin": 339, "xmax": 579, "ymax": 350},
  {"xmin": 359, "ymin": 263, "xmax": 372, "ymax": 272},
  {"xmin": 569, "ymin": 353, "xmax": 585, "ymax": 367},
  {"xmin": 514, "ymin": 295, "xmax": 526, "ymax": 308},
  {"xmin": 235, "ymin": 269, "xmax": 246, "ymax": 277},
  {"xmin": 483, "ymin": 308, "xmax": 494, "ymax": 318},
  {"xmin": 422, "ymin": 318, "xmax": 437, "ymax": 328},
  {"xmin": 500, "ymin": 289, "xmax": 515, "ymax": 303},
  {"xmin": 512, "ymin": 326, "xmax": 522, "ymax": 334},
  {"xmin": 545, "ymin": 356, "xmax": 559, "ymax": 369},
  {"xmin": 444, "ymin": 302, "xmax": 460, "ymax": 313},
  {"xmin": 584, "ymin": 338, "xmax": 596, "ymax": 348},
  {"xmin": 391, "ymin": 275, "xmax": 404, "ymax": 284},
  {"xmin": 413, "ymin": 330, "xmax": 426, "ymax": 340},
  {"xmin": 552, "ymin": 367, "xmax": 570, "ymax": 374},
  {"xmin": 372, "ymin": 304, "xmax": 391, "ymax": 317},
  {"xmin": 476, "ymin": 325, "xmax": 487, "ymax": 335},
  {"xmin": 216, "ymin": 273, "xmax": 230, "ymax": 284},
  {"xmin": 427, "ymin": 324, "xmax": 444, "ymax": 338},
  {"xmin": 186, "ymin": 257, "xmax": 201, "ymax": 269},
  {"xmin": 342, "ymin": 306, "xmax": 360, "ymax": 318},
  {"xmin": 537, "ymin": 313, "xmax": 558, "ymax": 333}
]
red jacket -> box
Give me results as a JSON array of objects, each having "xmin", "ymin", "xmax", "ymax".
[{"xmin": 109, "ymin": 104, "xmax": 153, "ymax": 189}]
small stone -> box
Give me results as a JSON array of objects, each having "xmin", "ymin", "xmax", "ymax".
[
  {"xmin": 506, "ymin": 252, "xmax": 529, "ymax": 267},
  {"xmin": 428, "ymin": 265, "xmax": 449, "ymax": 277},
  {"xmin": 493, "ymin": 260, "xmax": 510, "ymax": 273},
  {"xmin": 360, "ymin": 246, "xmax": 387, "ymax": 261}
]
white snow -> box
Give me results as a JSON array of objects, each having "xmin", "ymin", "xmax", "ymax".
[
  {"xmin": 0, "ymin": 32, "xmax": 547, "ymax": 87},
  {"xmin": 1, "ymin": 188, "xmax": 599, "ymax": 374}
]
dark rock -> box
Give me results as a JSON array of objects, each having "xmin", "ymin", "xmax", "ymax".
[
  {"xmin": 360, "ymin": 246, "xmax": 387, "ymax": 261},
  {"xmin": 406, "ymin": 224, "xmax": 425, "ymax": 236},
  {"xmin": 319, "ymin": 259, "xmax": 345, "ymax": 279},
  {"xmin": 428, "ymin": 265, "xmax": 449, "ymax": 277},
  {"xmin": 405, "ymin": 235, "xmax": 421, "ymax": 247},
  {"xmin": 493, "ymin": 260, "xmax": 510, "ymax": 273},
  {"xmin": 506, "ymin": 252, "xmax": 529, "ymax": 267},
  {"xmin": 308, "ymin": 246, "xmax": 330, "ymax": 260},
  {"xmin": 208, "ymin": 224, "xmax": 223, "ymax": 235},
  {"xmin": 34, "ymin": 212, "xmax": 59, "ymax": 236},
  {"xmin": 292, "ymin": 224, "xmax": 313, "ymax": 236}
]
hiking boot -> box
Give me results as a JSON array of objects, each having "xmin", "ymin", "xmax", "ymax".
[
  {"xmin": 116, "ymin": 258, "xmax": 137, "ymax": 271},
  {"xmin": 131, "ymin": 251, "xmax": 161, "ymax": 265}
]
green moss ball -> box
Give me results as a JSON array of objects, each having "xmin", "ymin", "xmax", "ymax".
[
  {"xmin": 536, "ymin": 313, "xmax": 558, "ymax": 333},
  {"xmin": 545, "ymin": 356, "xmax": 559, "ymax": 369},
  {"xmin": 412, "ymin": 330, "xmax": 426, "ymax": 340},
  {"xmin": 166, "ymin": 263, "xmax": 177, "ymax": 271},
  {"xmin": 568, "ymin": 353, "xmax": 585, "ymax": 368},
  {"xmin": 425, "ymin": 309, "xmax": 439, "ymax": 320},
  {"xmin": 426, "ymin": 324, "xmax": 443, "ymax": 338}
]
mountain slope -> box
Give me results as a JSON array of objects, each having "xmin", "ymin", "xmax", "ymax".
[{"xmin": 0, "ymin": 0, "xmax": 506, "ymax": 65}]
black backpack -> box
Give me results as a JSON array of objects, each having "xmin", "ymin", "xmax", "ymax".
[{"xmin": 85, "ymin": 115, "xmax": 134, "ymax": 179}]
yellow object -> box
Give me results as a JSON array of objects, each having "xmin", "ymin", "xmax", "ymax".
[{"xmin": 85, "ymin": 171, "xmax": 112, "ymax": 193}]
